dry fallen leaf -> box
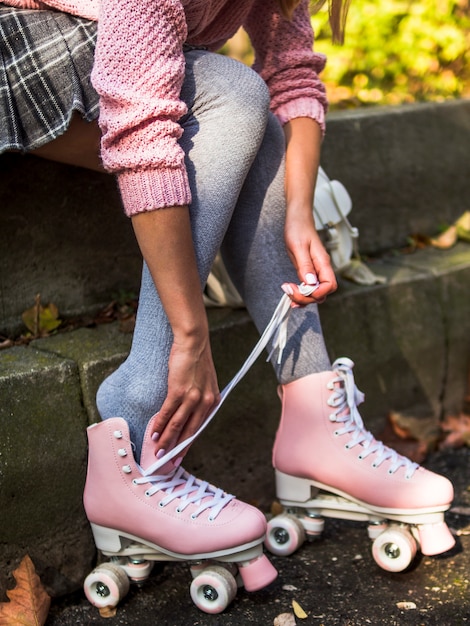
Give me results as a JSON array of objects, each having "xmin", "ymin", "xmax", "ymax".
[
  {"xmin": 273, "ymin": 613, "xmax": 296, "ymax": 626},
  {"xmin": 271, "ymin": 500, "xmax": 284, "ymax": 517},
  {"xmin": 292, "ymin": 599, "xmax": 308, "ymax": 619},
  {"xmin": 378, "ymin": 411, "xmax": 439, "ymax": 463},
  {"xmin": 21, "ymin": 294, "xmax": 61, "ymax": 337},
  {"xmin": 99, "ymin": 606, "xmax": 117, "ymax": 618},
  {"xmin": 456, "ymin": 211, "xmax": 470, "ymax": 242},
  {"xmin": 0, "ymin": 555, "xmax": 50, "ymax": 626},
  {"xmin": 396, "ymin": 601, "xmax": 417, "ymax": 610},
  {"xmin": 430, "ymin": 224, "xmax": 458, "ymax": 249},
  {"xmin": 439, "ymin": 413, "xmax": 470, "ymax": 450},
  {"xmin": 430, "ymin": 211, "xmax": 470, "ymax": 249}
]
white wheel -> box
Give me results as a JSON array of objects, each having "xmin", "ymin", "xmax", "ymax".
[
  {"xmin": 372, "ymin": 526, "xmax": 418, "ymax": 572},
  {"xmin": 190, "ymin": 565, "xmax": 237, "ymax": 614},
  {"xmin": 84, "ymin": 562, "xmax": 130, "ymax": 608},
  {"xmin": 265, "ymin": 514, "xmax": 306, "ymax": 556}
]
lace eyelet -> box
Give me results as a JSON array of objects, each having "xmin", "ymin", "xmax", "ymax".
[
  {"xmin": 333, "ymin": 430, "xmax": 340, "ymax": 436},
  {"xmin": 358, "ymin": 455, "xmax": 363, "ymax": 460},
  {"xmin": 122, "ymin": 465, "xmax": 132, "ymax": 474},
  {"xmin": 190, "ymin": 514, "xmax": 197, "ymax": 520},
  {"xmin": 158, "ymin": 500, "xmax": 165, "ymax": 507},
  {"xmin": 132, "ymin": 479, "xmax": 138, "ymax": 485},
  {"xmin": 118, "ymin": 448, "xmax": 127, "ymax": 457},
  {"xmin": 145, "ymin": 491, "xmax": 152, "ymax": 497},
  {"xmin": 113, "ymin": 430, "xmax": 123, "ymax": 439},
  {"xmin": 208, "ymin": 516, "xmax": 215, "ymax": 522},
  {"xmin": 388, "ymin": 469, "xmax": 394, "ymax": 475},
  {"xmin": 371, "ymin": 463, "xmax": 377, "ymax": 469},
  {"xmin": 175, "ymin": 508, "xmax": 182, "ymax": 514}
]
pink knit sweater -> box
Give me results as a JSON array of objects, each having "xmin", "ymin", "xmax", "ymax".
[{"xmin": 3, "ymin": 0, "xmax": 328, "ymax": 216}]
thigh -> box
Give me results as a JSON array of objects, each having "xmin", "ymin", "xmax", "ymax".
[
  {"xmin": 222, "ymin": 112, "xmax": 297, "ymax": 323},
  {"xmin": 178, "ymin": 50, "xmax": 271, "ymax": 280}
]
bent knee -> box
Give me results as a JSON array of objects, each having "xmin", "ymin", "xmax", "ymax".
[{"xmin": 185, "ymin": 51, "xmax": 270, "ymax": 131}]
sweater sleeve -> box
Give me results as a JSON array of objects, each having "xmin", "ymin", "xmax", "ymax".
[
  {"xmin": 244, "ymin": 0, "xmax": 328, "ymax": 133},
  {"xmin": 91, "ymin": 0, "xmax": 191, "ymax": 216}
]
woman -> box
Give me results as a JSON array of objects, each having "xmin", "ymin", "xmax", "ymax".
[{"xmin": 1, "ymin": 0, "xmax": 455, "ymax": 607}]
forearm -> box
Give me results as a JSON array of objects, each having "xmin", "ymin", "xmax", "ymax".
[
  {"xmin": 131, "ymin": 206, "xmax": 209, "ymax": 344},
  {"xmin": 131, "ymin": 205, "xmax": 219, "ymax": 456},
  {"xmin": 283, "ymin": 116, "xmax": 322, "ymax": 221},
  {"xmin": 282, "ymin": 117, "xmax": 337, "ymax": 302}
]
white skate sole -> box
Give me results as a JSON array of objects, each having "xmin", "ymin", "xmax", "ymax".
[
  {"xmin": 84, "ymin": 523, "xmax": 276, "ymax": 614},
  {"xmin": 265, "ymin": 470, "xmax": 455, "ymax": 572}
]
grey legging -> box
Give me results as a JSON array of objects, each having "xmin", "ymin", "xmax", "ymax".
[{"xmin": 96, "ymin": 50, "xmax": 331, "ymax": 457}]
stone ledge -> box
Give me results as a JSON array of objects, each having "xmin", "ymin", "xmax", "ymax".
[
  {"xmin": 1, "ymin": 243, "xmax": 469, "ymax": 598},
  {"xmin": 2, "ymin": 100, "xmax": 470, "ymax": 335}
]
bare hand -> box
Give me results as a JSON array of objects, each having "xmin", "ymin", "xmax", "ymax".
[
  {"xmin": 283, "ymin": 213, "xmax": 337, "ymax": 306},
  {"xmin": 149, "ymin": 335, "xmax": 220, "ymax": 462}
]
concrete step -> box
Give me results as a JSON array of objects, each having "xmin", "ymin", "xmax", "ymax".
[
  {"xmin": 1, "ymin": 242, "xmax": 469, "ymax": 598},
  {"xmin": 2, "ymin": 99, "xmax": 470, "ymax": 336}
]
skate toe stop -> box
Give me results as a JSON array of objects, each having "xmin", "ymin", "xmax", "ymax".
[
  {"xmin": 238, "ymin": 554, "xmax": 278, "ymax": 592},
  {"xmin": 418, "ymin": 521, "xmax": 456, "ymax": 556}
]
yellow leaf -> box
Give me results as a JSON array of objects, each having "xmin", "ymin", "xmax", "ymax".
[
  {"xmin": 0, "ymin": 555, "xmax": 51, "ymax": 626},
  {"xmin": 292, "ymin": 599, "xmax": 308, "ymax": 619},
  {"xmin": 430, "ymin": 224, "xmax": 458, "ymax": 249},
  {"xmin": 38, "ymin": 303, "xmax": 61, "ymax": 333},
  {"xmin": 21, "ymin": 295, "xmax": 61, "ymax": 337},
  {"xmin": 456, "ymin": 211, "xmax": 470, "ymax": 243}
]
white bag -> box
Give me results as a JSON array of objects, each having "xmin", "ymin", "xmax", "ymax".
[
  {"xmin": 203, "ymin": 167, "xmax": 385, "ymax": 308},
  {"xmin": 313, "ymin": 166, "xmax": 358, "ymax": 271}
]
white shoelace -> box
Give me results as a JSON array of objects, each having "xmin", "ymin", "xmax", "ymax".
[
  {"xmin": 133, "ymin": 466, "xmax": 234, "ymax": 520},
  {"xmin": 139, "ymin": 284, "xmax": 317, "ymax": 519},
  {"xmin": 330, "ymin": 358, "xmax": 418, "ymax": 479}
]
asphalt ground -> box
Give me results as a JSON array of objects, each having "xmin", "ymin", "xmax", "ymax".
[{"xmin": 45, "ymin": 446, "xmax": 470, "ymax": 626}]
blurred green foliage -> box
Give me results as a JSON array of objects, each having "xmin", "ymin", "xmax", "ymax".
[
  {"xmin": 312, "ymin": 0, "xmax": 470, "ymax": 108},
  {"xmin": 224, "ymin": 0, "xmax": 470, "ymax": 108}
]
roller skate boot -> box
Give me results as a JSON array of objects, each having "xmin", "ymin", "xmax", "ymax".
[
  {"xmin": 83, "ymin": 415, "xmax": 277, "ymax": 614},
  {"xmin": 266, "ymin": 357, "xmax": 455, "ymax": 572}
]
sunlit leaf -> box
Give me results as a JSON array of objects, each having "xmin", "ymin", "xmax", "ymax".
[
  {"xmin": 430, "ymin": 225, "xmax": 458, "ymax": 249},
  {"xmin": 292, "ymin": 599, "xmax": 308, "ymax": 619},
  {"xmin": 0, "ymin": 555, "xmax": 50, "ymax": 626},
  {"xmin": 456, "ymin": 211, "xmax": 470, "ymax": 243}
]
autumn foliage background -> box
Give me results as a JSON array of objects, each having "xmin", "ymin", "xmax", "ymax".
[{"xmin": 223, "ymin": 0, "xmax": 470, "ymax": 109}]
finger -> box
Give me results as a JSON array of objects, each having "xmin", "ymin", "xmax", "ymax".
[
  {"xmin": 154, "ymin": 406, "xmax": 190, "ymax": 456},
  {"xmin": 152, "ymin": 389, "xmax": 220, "ymax": 458},
  {"xmin": 149, "ymin": 397, "xmax": 181, "ymax": 441},
  {"xmin": 173, "ymin": 391, "xmax": 221, "ymax": 453},
  {"xmin": 281, "ymin": 281, "xmax": 332, "ymax": 307}
]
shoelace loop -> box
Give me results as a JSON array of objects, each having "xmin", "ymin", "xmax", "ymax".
[
  {"xmin": 134, "ymin": 466, "xmax": 235, "ymax": 520},
  {"xmin": 330, "ymin": 358, "xmax": 418, "ymax": 479}
]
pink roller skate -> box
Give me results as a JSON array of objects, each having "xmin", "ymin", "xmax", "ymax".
[
  {"xmin": 266, "ymin": 357, "xmax": 455, "ymax": 572},
  {"xmin": 83, "ymin": 415, "xmax": 277, "ymax": 614}
]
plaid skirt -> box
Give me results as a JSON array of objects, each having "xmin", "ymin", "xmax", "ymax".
[{"xmin": 0, "ymin": 5, "xmax": 99, "ymax": 152}]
